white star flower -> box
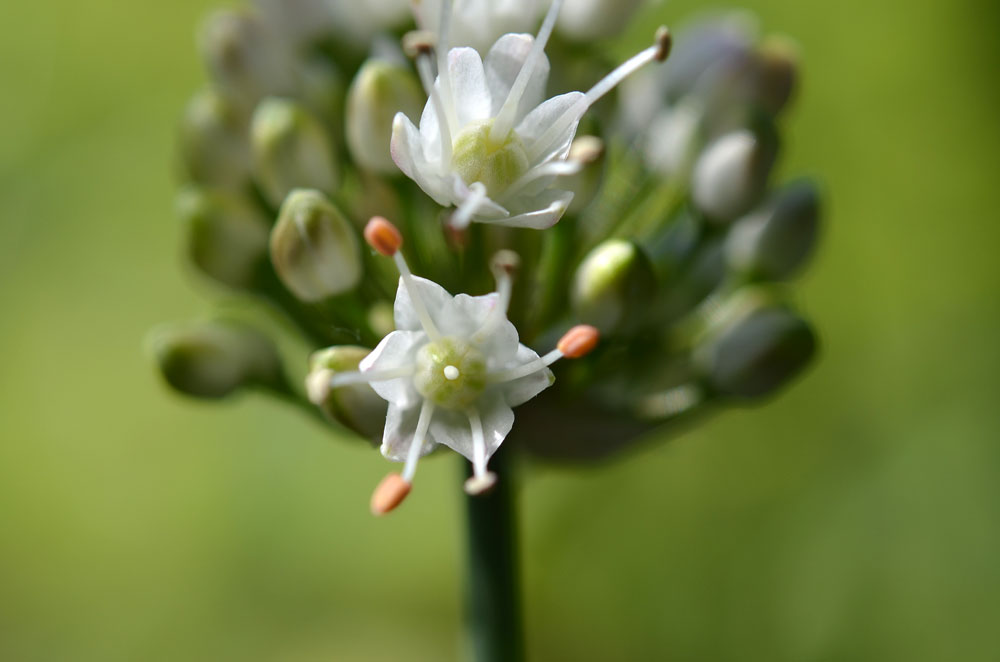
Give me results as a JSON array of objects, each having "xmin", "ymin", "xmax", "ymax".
[
  {"xmin": 307, "ymin": 217, "xmax": 600, "ymax": 514},
  {"xmin": 391, "ymin": 0, "xmax": 671, "ymax": 230}
]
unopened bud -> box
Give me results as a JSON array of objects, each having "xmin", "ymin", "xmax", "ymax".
[
  {"xmin": 346, "ymin": 59, "xmax": 424, "ymax": 173},
  {"xmin": 178, "ymin": 89, "xmax": 251, "ymax": 190},
  {"xmin": 557, "ymin": 0, "xmax": 644, "ymax": 41},
  {"xmin": 755, "ymin": 36, "xmax": 799, "ymax": 116},
  {"xmin": 149, "ymin": 320, "xmax": 283, "ymax": 399},
  {"xmin": 692, "ymin": 128, "xmax": 777, "ymax": 222},
  {"xmin": 177, "ymin": 187, "xmax": 270, "ymax": 289},
  {"xmin": 726, "ymin": 179, "xmax": 820, "ymax": 280},
  {"xmin": 557, "ymin": 325, "xmax": 601, "ymax": 359},
  {"xmin": 571, "ymin": 239, "xmax": 655, "ymax": 333},
  {"xmin": 364, "ymin": 216, "xmax": 403, "ymax": 256},
  {"xmin": 251, "ymin": 98, "xmax": 339, "ymax": 208},
  {"xmin": 644, "ymin": 101, "xmax": 701, "ymax": 177},
  {"xmin": 199, "ymin": 9, "xmax": 294, "ymax": 111},
  {"xmin": 270, "ymin": 189, "xmax": 362, "ymax": 301},
  {"xmin": 696, "ymin": 304, "xmax": 816, "ymax": 398},
  {"xmin": 307, "ymin": 346, "xmax": 387, "ymax": 439},
  {"xmin": 371, "ymin": 473, "xmax": 411, "ymax": 515}
]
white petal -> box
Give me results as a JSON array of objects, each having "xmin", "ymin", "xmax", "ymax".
[
  {"xmin": 418, "ymin": 95, "xmax": 443, "ymax": 163},
  {"xmin": 428, "ymin": 392, "xmax": 513, "ymax": 461},
  {"xmin": 447, "ymin": 47, "xmax": 493, "ymax": 127},
  {"xmin": 516, "ymin": 91, "xmax": 586, "ymax": 161},
  {"xmin": 381, "ymin": 402, "xmax": 437, "ymax": 462},
  {"xmin": 393, "ymin": 275, "xmax": 455, "ymax": 331},
  {"xmin": 360, "ymin": 329, "xmax": 425, "ymax": 408},
  {"xmin": 500, "ymin": 344, "xmax": 555, "ymax": 406},
  {"xmin": 390, "ymin": 112, "xmax": 421, "ymax": 180},
  {"xmin": 488, "ymin": 189, "xmax": 573, "ymax": 229},
  {"xmin": 484, "ymin": 33, "xmax": 550, "ymax": 122},
  {"xmin": 443, "ymin": 293, "xmax": 520, "ymax": 365}
]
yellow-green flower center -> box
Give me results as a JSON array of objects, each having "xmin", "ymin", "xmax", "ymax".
[
  {"xmin": 413, "ymin": 337, "xmax": 487, "ymax": 410},
  {"xmin": 450, "ymin": 120, "xmax": 530, "ymax": 197}
]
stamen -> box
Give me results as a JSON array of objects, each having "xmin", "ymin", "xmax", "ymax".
[
  {"xmin": 364, "ymin": 215, "xmax": 403, "ymax": 256},
  {"xmin": 365, "ymin": 217, "xmax": 443, "ymax": 341},
  {"xmin": 472, "ymin": 250, "xmax": 519, "ymax": 342},
  {"xmin": 449, "ymin": 181, "xmax": 488, "ymax": 230},
  {"xmin": 487, "ymin": 324, "xmax": 599, "ymax": 383},
  {"xmin": 415, "ymin": 53, "xmax": 453, "ymax": 170},
  {"xmin": 528, "ymin": 27, "xmax": 670, "ymax": 162},
  {"xmin": 435, "ymin": 0, "xmax": 459, "ymax": 134},
  {"xmin": 370, "ymin": 472, "xmax": 412, "ymax": 516},
  {"xmin": 500, "ymin": 160, "xmax": 583, "ymax": 203},
  {"xmin": 327, "ymin": 365, "xmax": 416, "ymax": 388},
  {"xmin": 489, "ymin": 0, "xmax": 564, "ymax": 143},
  {"xmin": 463, "ymin": 408, "xmax": 497, "ymax": 495},
  {"xmin": 402, "ymin": 399, "xmax": 435, "ymax": 482}
]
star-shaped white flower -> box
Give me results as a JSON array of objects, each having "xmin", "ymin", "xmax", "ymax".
[
  {"xmin": 391, "ymin": 0, "xmax": 671, "ymax": 230},
  {"xmin": 307, "ymin": 217, "xmax": 599, "ymax": 514}
]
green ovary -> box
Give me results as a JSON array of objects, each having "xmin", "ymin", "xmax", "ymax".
[
  {"xmin": 413, "ymin": 337, "xmax": 488, "ymax": 410},
  {"xmin": 450, "ymin": 120, "xmax": 530, "ymax": 197}
]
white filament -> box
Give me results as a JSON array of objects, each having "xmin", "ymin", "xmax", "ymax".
[{"xmin": 402, "ymin": 399, "xmax": 435, "ymax": 482}]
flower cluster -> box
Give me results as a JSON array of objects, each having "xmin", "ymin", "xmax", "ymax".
[{"xmin": 153, "ymin": 1, "xmax": 821, "ymax": 513}]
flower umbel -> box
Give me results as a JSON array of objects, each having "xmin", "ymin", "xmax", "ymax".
[
  {"xmin": 307, "ymin": 217, "xmax": 599, "ymax": 514},
  {"xmin": 391, "ymin": 0, "xmax": 671, "ymax": 230}
]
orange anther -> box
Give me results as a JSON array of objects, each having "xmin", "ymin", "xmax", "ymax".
[
  {"xmin": 370, "ymin": 472, "xmax": 412, "ymax": 515},
  {"xmin": 364, "ymin": 216, "xmax": 403, "ymax": 256},
  {"xmin": 557, "ymin": 324, "xmax": 600, "ymax": 359}
]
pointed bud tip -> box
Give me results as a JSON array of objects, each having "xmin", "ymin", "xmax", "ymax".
[
  {"xmin": 654, "ymin": 26, "xmax": 672, "ymax": 62},
  {"xmin": 558, "ymin": 325, "xmax": 600, "ymax": 359},
  {"xmin": 364, "ymin": 216, "xmax": 403, "ymax": 256},
  {"xmin": 464, "ymin": 472, "xmax": 498, "ymax": 496},
  {"xmin": 370, "ymin": 473, "xmax": 412, "ymax": 516}
]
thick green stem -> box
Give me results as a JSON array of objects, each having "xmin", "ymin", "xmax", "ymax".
[{"xmin": 464, "ymin": 446, "xmax": 524, "ymax": 662}]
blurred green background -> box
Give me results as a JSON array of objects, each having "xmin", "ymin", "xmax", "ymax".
[{"xmin": 1, "ymin": 0, "xmax": 998, "ymax": 660}]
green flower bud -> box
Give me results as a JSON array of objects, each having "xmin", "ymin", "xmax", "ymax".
[
  {"xmin": 695, "ymin": 299, "xmax": 816, "ymax": 398},
  {"xmin": 692, "ymin": 128, "xmax": 777, "ymax": 222},
  {"xmin": 178, "ymin": 90, "xmax": 251, "ymax": 190},
  {"xmin": 725, "ymin": 179, "xmax": 820, "ymax": 280},
  {"xmin": 149, "ymin": 320, "xmax": 284, "ymax": 399},
  {"xmin": 306, "ymin": 346, "xmax": 387, "ymax": 439},
  {"xmin": 270, "ymin": 189, "xmax": 361, "ymax": 302},
  {"xmin": 571, "ymin": 239, "xmax": 656, "ymax": 333},
  {"xmin": 177, "ymin": 187, "xmax": 271, "ymax": 289},
  {"xmin": 346, "ymin": 59, "xmax": 423, "ymax": 174},
  {"xmin": 251, "ymin": 98, "xmax": 339, "ymax": 208},
  {"xmin": 199, "ymin": 9, "xmax": 294, "ymax": 111}
]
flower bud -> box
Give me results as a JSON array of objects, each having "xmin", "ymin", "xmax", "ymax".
[
  {"xmin": 346, "ymin": 59, "xmax": 423, "ymax": 174},
  {"xmin": 755, "ymin": 36, "xmax": 799, "ymax": 116},
  {"xmin": 178, "ymin": 90, "xmax": 251, "ymax": 190},
  {"xmin": 645, "ymin": 101, "xmax": 701, "ymax": 177},
  {"xmin": 692, "ymin": 128, "xmax": 777, "ymax": 222},
  {"xmin": 557, "ymin": 0, "xmax": 644, "ymax": 41},
  {"xmin": 725, "ymin": 179, "xmax": 820, "ymax": 280},
  {"xmin": 250, "ymin": 98, "xmax": 339, "ymax": 208},
  {"xmin": 199, "ymin": 9, "xmax": 294, "ymax": 111},
  {"xmin": 177, "ymin": 187, "xmax": 271, "ymax": 289},
  {"xmin": 270, "ymin": 189, "xmax": 361, "ymax": 301},
  {"xmin": 571, "ymin": 239, "xmax": 656, "ymax": 333},
  {"xmin": 307, "ymin": 346, "xmax": 387, "ymax": 439},
  {"xmin": 695, "ymin": 301, "xmax": 816, "ymax": 399},
  {"xmin": 149, "ymin": 320, "xmax": 284, "ymax": 399}
]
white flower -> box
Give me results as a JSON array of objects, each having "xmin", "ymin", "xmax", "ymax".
[
  {"xmin": 391, "ymin": 0, "xmax": 671, "ymax": 230},
  {"xmin": 308, "ymin": 218, "xmax": 599, "ymax": 514}
]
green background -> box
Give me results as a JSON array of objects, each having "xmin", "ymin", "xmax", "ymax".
[{"xmin": 1, "ymin": 0, "xmax": 998, "ymax": 659}]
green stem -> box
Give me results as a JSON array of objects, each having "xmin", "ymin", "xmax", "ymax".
[{"xmin": 464, "ymin": 446, "xmax": 524, "ymax": 662}]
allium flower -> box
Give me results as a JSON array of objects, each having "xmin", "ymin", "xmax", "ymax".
[
  {"xmin": 306, "ymin": 218, "xmax": 599, "ymax": 513},
  {"xmin": 391, "ymin": 0, "xmax": 672, "ymax": 229}
]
